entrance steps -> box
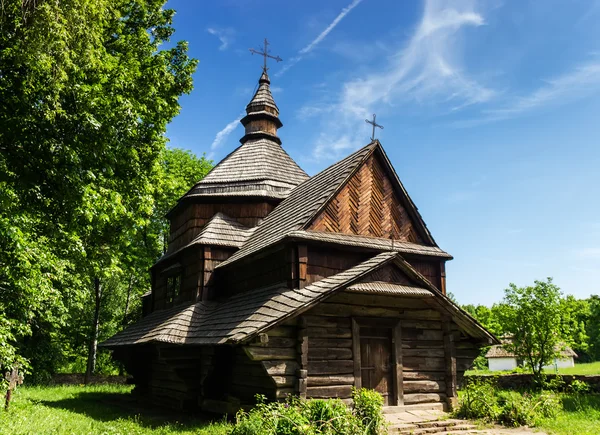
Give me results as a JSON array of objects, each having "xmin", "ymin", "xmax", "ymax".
[{"xmin": 384, "ymin": 407, "xmax": 477, "ymax": 434}]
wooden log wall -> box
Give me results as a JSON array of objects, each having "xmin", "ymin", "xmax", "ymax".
[
  {"xmin": 244, "ymin": 322, "xmax": 299, "ymax": 401},
  {"xmin": 407, "ymin": 259, "xmax": 443, "ymax": 292},
  {"xmin": 219, "ymin": 246, "xmax": 289, "ymax": 297},
  {"xmin": 168, "ymin": 201, "xmax": 276, "ymax": 252},
  {"xmin": 297, "ymin": 290, "xmax": 484, "ymax": 406},
  {"xmin": 308, "ymin": 153, "xmax": 423, "ymax": 244},
  {"xmin": 305, "ymin": 246, "xmax": 369, "ymax": 287},
  {"xmin": 143, "ymin": 345, "xmax": 212, "ymax": 411},
  {"xmin": 202, "ymin": 247, "xmax": 235, "ymax": 300},
  {"xmin": 152, "ymin": 246, "xmax": 203, "ymax": 311}
]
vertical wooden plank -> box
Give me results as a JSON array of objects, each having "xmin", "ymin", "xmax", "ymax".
[
  {"xmin": 287, "ymin": 245, "xmax": 297, "ymax": 289},
  {"xmin": 442, "ymin": 318, "xmax": 457, "ymax": 409},
  {"xmin": 298, "ymin": 244, "xmax": 308, "ymax": 288},
  {"xmin": 202, "ymin": 246, "xmax": 211, "ymax": 301},
  {"xmin": 393, "ymin": 322, "xmax": 404, "ymax": 406},
  {"xmin": 298, "ymin": 317, "xmax": 308, "ymax": 399},
  {"xmin": 352, "ymin": 319, "xmax": 362, "ymax": 389},
  {"xmin": 440, "ymin": 261, "xmax": 447, "ymax": 295}
]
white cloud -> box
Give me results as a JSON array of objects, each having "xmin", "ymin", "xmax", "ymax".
[
  {"xmin": 207, "ymin": 27, "xmax": 235, "ymax": 51},
  {"xmin": 211, "ymin": 114, "xmax": 243, "ymax": 151},
  {"xmin": 301, "ymin": 0, "xmax": 495, "ymax": 160},
  {"xmin": 275, "ymin": 0, "xmax": 363, "ymax": 77},
  {"xmin": 299, "ymin": 0, "xmax": 363, "ymax": 55},
  {"xmin": 452, "ymin": 58, "xmax": 600, "ymax": 127},
  {"xmin": 485, "ymin": 61, "xmax": 600, "ymax": 118}
]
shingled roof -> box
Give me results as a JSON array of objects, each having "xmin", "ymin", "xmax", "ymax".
[
  {"xmin": 218, "ymin": 140, "xmax": 442, "ymax": 269},
  {"xmin": 154, "ymin": 213, "xmax": 253, "ymax": 266},
  {"xmin": 103, "ymin": 250, "xmax": 497, "ymax": 348},
  {"xmin": 169, "ymin": 70, "xmax": 308, "ymax": 210},
  {"xmin": 101, "ymin": 252, "xmax": 397, "ymax": 347},
  {"xmin": 218, "ymin": 143, "xmax": 378, "ymax": 268},
  {"xmin": 486, "ymin": 344, "xmax": 577, "ymax": 358},
  {"xmin": 286, "ymin": 230, "xmax": 452, "ymax": 258},
  {"xmin": 184, "ymin": 138, "xmax": 308, "ymax": 200}
]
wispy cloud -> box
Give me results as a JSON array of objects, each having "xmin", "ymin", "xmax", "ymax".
[
  {"xmin": 452, "ymin": 58, "xmax": 600, "ymax": 127},
  {"xmin": 276, "ymin": 0, "xmax": 364, "ymax": 77},
  {"xmin": 302, "ymin": 0, "xmax": 495, "ymax": 160},
  {"xmin": 210, "ymin": 1, "xmax": 362, "ymax": 153},
  {"xmin": 210, "ymin": 113, "xmax": 244, "ymax": 152},
  {"xmin": 485, "ymin": 61, "xmax": 600, "ymax": 118},
  {"xmin": 207, "ymin": 27, "xmax": 235, "ymax": 51}
]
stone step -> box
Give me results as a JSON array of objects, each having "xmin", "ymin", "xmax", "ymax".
[
  {"xmin": 396, "ymin": 423, "xmax": 477, "ymax": 435},
  {"xmin": 384, "ymin": 402, "xmax": 446, "ymax": 414}
]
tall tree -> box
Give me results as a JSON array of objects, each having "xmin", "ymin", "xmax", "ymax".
[
  {"xmin": 0, "ymin": 0, "xmax": 197, "ymax": 380},
  {"xmin": 499, "ymin": 278, "xmax": 563, "ymax": 383}
]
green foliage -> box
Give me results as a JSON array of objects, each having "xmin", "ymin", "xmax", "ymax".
[
  {"xmin": 496, "ymin": 391, "xmax": 560, "ymax": 427},
  {"xmin": 455, "ymin": 377, "xmax": 502, "ymax": 421},
  {"xmin": 351, "ymin": 387, "xmax": 385, "ymax": 435},
  {"xmin": 587, "ymin": 296, "xmax": 600, "ymax": 361},
  {"xmin": 499, "ymin": 278, "xmax": 564, "ymax": 383},
  {"xmin": 455, "ymin": 378, "xmax": 560, "ymax": 427},
  {"xmin": 0, "ymin": 0, "xmax": 206, "ymax": 381},
  {"xmin": 231, "ymin": 392, "xmax": 386, "ymax": 435}
]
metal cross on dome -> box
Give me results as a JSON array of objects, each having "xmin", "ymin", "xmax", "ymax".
[
  {"xmin": 249, "ymin": 38, "xmax": 282, "ymax": 72},
  {"xmin": 365, "ymin": 114, "xmax": 384, "ymax": 141}
]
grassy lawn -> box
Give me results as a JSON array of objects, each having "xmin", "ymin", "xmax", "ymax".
[
  {"xmin": 465, "ymin": 361, "xmax": 600, "ymax": 376},
  {"xmin": 545, "ymin": 361, "xmax": 600, "ymax": 375},
  {"xmin": 0, "ymin": 384, "xmax": 232, "ymax": 435},
  {"xmin": 536, "ymin": 394, "xmax": 600, "ymax": 435}
]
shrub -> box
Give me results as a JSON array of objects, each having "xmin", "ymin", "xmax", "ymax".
[
  {"xmin": 352, "ymin": 387, "xmax": 386, "ymax": 435},
  {"xmin": 305, "ymin": 399, "xmax": 362, "ymax": 434},
  {"xmin": 497, "ymin": 391, "xmax": 560, "ymax": 427},
  {"xmin": 231, "ymin": 391, "xmax": 387, "ymax": 435},
  {"xmin": 455, "ymin": 377, "xmax": 501, "ymax": 421}
]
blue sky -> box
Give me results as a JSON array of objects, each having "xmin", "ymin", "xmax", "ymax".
[{"xmin": 165, "ymin": 0, "xmax": 600, "ymax": 306}]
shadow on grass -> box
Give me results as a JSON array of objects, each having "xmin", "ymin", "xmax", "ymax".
[
  {"xmin": 38, "ymin": 390, "xmax": 225, "ymax": 432},
  {"xmin": 561, "ymin": 394, "xmax": 600, "ymax": 413}
]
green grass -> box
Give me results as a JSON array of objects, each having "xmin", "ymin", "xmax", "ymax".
[
  {"xmin": 0, "ymin": 384, "xmax": 232, "ymax": 435},
  {"xmin": 545, "ymin": 361, "xmax": 600, "ymax": 375},
  {"xmin": 536, "ymin": 394, "xmax": 600, "ymax": 435},
  {"xmin": 465, "ymin": 361, "xmax": 600, "ymax": 376}
]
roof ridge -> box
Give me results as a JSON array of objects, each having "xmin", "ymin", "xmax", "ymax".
[{"xmin": 217, "ymin": 142, "xmax": 378, "ymax": 268}]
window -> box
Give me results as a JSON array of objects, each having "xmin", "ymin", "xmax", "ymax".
[{"xmin": 166, "ymin": 274, "xmax": 181, "ymax": 306}]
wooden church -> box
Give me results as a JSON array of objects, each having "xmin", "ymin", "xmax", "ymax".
[{"xmin": 102, "ymin": 63, "xmax": 497, "ymax": 413}]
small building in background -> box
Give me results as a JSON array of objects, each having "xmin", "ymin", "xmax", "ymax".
[{"xmin": 485, "ymin": 344, "xmax": 577, "ymax": 371}]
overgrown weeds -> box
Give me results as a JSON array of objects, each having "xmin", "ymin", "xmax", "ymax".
[
  {"xmin": 454, "ymin": 377, "xmax": 561, "ymax": 427},
  {"xmin": 231, "ymin": 388, "xmax": 387, "ymax": 435}
]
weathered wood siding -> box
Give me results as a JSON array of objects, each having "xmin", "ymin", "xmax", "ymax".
[
  {"xmin": 304, "ymin": 246, "xmax": 369, "ymax": 287},
  {"xmin": 152, "ymin": 246, "xmax": 203, "ymax": 310},
  {"xmin": 243, "ymin": 323, "xmax": 298, "ymax": 401},
  {"xmin": 168, "ymin": 202, "xmax": 276, "ymax": 252},
  {"xmin": 218, "ymin": 246, "xmax": 289, "ymax": 297},
  {"xmin": 298, "ymin": 290, "xmax": 481, "ymax": 405},
  {"xmin": 407, "ymin": 259, "xmax": 443, "ymax": 292},
  {"xmin": 308, "ymin": 154, "xmax": 423, "ymax": 244}
]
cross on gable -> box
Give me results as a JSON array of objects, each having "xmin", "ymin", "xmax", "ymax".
[
  {"xmin": 365, "ymin": 113, "xmax": 384, "ymax": 140},
  {"xmin": 249, "ymin": 38, "xmax": 282, "ymax": 72}
]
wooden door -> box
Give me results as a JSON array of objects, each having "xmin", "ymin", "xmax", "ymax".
[{"xmin": 360, "ymin": 326, "xmax": 394, "ymax": 405}]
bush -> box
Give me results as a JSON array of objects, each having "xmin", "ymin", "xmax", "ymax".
[
  {"xmin": 455, "ymin": 379, "xmax": 561, "ymax": 428},
  {"xmin": 231, "ymin": 391, "xmax": 387, "ymax": 435},
  {"xmin": 497, "ymin": 391, "xmax": 559, "ymax": 427},
  {"xmin": 455, "ymin": 377, "xmax": 501, "ymax": 421},
  {"xmin": 352, "ymin": 387, "xmax": 385, "ymax": 435}
]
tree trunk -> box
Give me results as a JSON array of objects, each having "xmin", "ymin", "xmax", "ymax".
[
  {"xmin": 119, "ymin": 275, "xmax": 134, "ymax": 376},
  {"xmin": 85, "ymin": 277, "xmax": 102, "ymax": 385}
]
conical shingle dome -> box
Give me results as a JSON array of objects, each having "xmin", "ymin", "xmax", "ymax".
[{"xmin": 183, "ymin": 70, "xmax": 308, "ymax": 201}]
